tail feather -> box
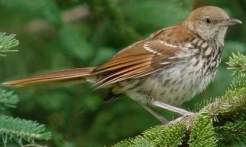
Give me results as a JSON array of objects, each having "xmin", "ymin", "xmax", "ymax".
[{"xmin": 2, "ymin": 67, "xmax": 95, "ymax": 87}]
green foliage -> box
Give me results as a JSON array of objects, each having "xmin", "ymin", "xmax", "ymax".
[
  {"xmin": 121, "ymin": 0, "xmax": 192, "ymax": 30},
  {"xmin": 0, "ymin": 89, "xmax": 51, "ymax": 147},
  {"xmin": 189, "ymin": 115, "xmax": 217, "ymax": 147},
  {"xmin": 227, "ymin": 52, "xmax": 246, "ymax": 74},
  {"xmin": 226, "ymin": 52, "xmax": 246, "ymax": 97},
  {"xmin": 0, "ymin": 89, "xmax": 18, "ymax": 111},
  {"xmin": 0, "ymin": 115, "xmax": 51, "ymax": 145},
  {"xmin": 0, "ymin": 0, "xmax": 61, "ymax": 25},
  {"xmin": 114, "ymin": 123, "xmax": 186, "ymax": 147},
  {"xmin": 216, "ymin": 120, "xmax": 246, "ymax": 145},
  {"xmin": 0, "ymin": 33, "xmax": 19, "ymax": 56},
  {"xmin": 226, "ymin": 74, "xmax": 246, "ymax": 97},
  {"xmin": 202, "ymin": 96, "xmax": 246, "ymax": 146},
  {"xmin": 58, "ymin": 25, "xmax": 93, "ymax": 61}
]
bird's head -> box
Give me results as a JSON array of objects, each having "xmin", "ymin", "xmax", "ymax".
[{"xmin": 184, "ymin": 6, "xmax": 241, "ymax": 47}]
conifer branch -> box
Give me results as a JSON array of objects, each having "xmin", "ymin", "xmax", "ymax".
[
  {"xmin": 0, "ymin": 33, "xmax": 19, "ymax": 56},
  {"xmin": 0, "ymin": 115, "xmax": 51, "ymax": 146},
  {"xmin": 227, "ymin": 52, "xmax": 246, "ymax": 74},
  {"xmin": 113, "ymin": 123, "xmax": 187, "ymax": 147},
  {"xmin": 0, "ymin": 89, "xmax": 19, "ymax": 111}
]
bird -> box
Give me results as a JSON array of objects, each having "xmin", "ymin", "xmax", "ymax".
[{"xmin": 2, "ymin": 6, "xmax": 242, "ymax": 123}]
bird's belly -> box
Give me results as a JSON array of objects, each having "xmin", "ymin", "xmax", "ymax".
[{"xmin": 124, "ymin": 61, "xmax": 217, "ymax": 106}]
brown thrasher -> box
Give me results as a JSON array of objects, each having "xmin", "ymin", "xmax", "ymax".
[{"xmin": 2, "ymin": 6, "xmax": 241, "ymax": 123}]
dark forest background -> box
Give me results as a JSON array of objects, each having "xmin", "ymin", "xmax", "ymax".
[{"xmin": 0, "ymin": 0, "xmax": 245, "ymax": 146}]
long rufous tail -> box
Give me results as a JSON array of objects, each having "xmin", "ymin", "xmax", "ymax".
[{"xmin": 2, "ymin": 67, "xmax": 95, "ymax": 87}]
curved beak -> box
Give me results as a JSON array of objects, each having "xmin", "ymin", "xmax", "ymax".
[{"xmin": 221, "ymin": 18, "xmax": 242, "ymax": 26}]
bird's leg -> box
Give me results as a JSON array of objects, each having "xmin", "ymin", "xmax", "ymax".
[
  {"xmin": 142, "ymin": 105, "xmax": 169, "ymax": 124},
  {"xmin": 150, "ymin": 100, "xmax": 194, "ymax": 116}
]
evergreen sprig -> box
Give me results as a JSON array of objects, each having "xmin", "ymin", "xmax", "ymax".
[
  {"xmin": 227, "ymin": 52, "xmax": 246, "ymax": 74},
  {"xmin": 113, "ymin": 123, "xmax": 186, "ymax": 147},
  {"xmin": 0, "ymin": 115, "xmax": 51, "ymax": 146},
  {"xmin": 216, "ymin": 120, "xmax": 246, "ymax": 145},
  {"xmin": 226, "ymin": 73, "xmax": 246, "ymax": 97},
  {"xmin": 188, "ymin": 115, "xmax": 217, "ymax": 147},
  {"xmin": 226, "ymin": 53, "xmax": 246, "ymax": 97},
  {"xmin": 0, "ymin": 89, "xmax": 19, "ymax": 111},
  {"xmin": 0, "ymin": 32, "xmax": 19, "ymax": 56}
]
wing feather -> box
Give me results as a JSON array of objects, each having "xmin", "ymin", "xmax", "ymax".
[
  {"xmin": 95, "ymin": 56, "xmax": 152, "ymax": 74},
  {"xmin": 96, "ymin": 61, "xmax": 152, "ymax": 87},
  {"xmin": 93, "ymin": 27, "xmax": 185, "ymax": 88}
]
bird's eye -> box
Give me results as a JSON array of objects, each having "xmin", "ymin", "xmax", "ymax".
[{"xmin": 205, "ymin": 18, "xmax": 211, "ymax": 24}]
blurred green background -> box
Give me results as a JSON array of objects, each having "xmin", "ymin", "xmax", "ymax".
[{"xmin": 0, "ymin": 0, "xmax": 245, "ymax": 146}]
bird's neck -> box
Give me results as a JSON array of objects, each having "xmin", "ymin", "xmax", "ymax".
[
  {"xmin": 183, "ymin": 21, "xmax": 228, "ymax": 49},
  {"xmin": 214, "ymin": 27, "xmax": 228, "ymax": 48}
]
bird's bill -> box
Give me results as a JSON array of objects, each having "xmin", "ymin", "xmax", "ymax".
[{"xmin": 221, "ymin": 18, "xmax": 242, "ymax": 26}]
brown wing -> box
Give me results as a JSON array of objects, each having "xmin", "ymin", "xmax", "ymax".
[{"xmin": 94, "ymin": 39, "xmax": 180, "ymax": 88}]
